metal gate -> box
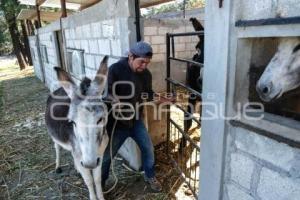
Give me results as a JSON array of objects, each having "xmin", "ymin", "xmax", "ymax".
[{"xmin": 165, "ymin": 31, "xmax": 204, "ymax": 198}]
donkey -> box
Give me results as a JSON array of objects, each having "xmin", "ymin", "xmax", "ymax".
[
  {"xmin": 45, "ymin": 56, "xmax": 110, "ymax": 200},
  {"xmin": 256, "ymin": 38, "xmax": 300, "ymax": 102},
  {"xmin": 180, "ymin": 18, "xmax": 204, "ymax": 152}
]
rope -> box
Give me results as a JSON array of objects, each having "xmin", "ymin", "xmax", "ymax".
[{"xmin": 102, "ymin": 117, "xmax": 118, "ymax": 194}]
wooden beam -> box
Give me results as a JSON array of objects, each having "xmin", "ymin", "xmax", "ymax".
[
  {"xmin": 79, "ymin": 0, "xmax": 100, "ymax": 10},
  {"xmin": 36, "ymin": 0, "xmax": 47, "ymax": 6},
  {"xmin": 60, "ymin": 0, "xmax": 67, "ymax": 18},
  {"xmin": 140, "ymin": 0, "xmax": 174, "ymax": 8}
]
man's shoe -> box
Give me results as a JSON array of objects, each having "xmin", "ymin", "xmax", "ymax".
[{"xmin": 145, "ymin": 176, "xmax": 162, "ymax": 192}]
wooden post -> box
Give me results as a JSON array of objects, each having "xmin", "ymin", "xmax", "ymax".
[
  {"xmin": 36, "ymin": 4, "xmax": 41, "ymax": 28},
  {"xmin": 60, "ymin": 0, "xmax": 67, "ymax": 18}
]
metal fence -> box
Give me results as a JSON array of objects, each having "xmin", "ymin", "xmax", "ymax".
[{"xmin": 165, "ymin": 31, "xmax": 204, "ymax": 198}]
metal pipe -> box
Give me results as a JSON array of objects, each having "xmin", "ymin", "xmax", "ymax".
[
  {"xmin": 134, "ymin": 0, "xmax": 141, "ymax": 41},
  {"xmin": 165, "ymin": 78, "xmax": 202, "ymax": 98},
  {"xmin": 166, "ymin": 33, "xmax": 171, "ymax": 155},
  {"xmin": 169, "ymin": 57, "xmax": 204, "ymax": 67},
  {"xmin": 168, "ymin": 31, "xmax": 204, "ymax": 37},
  {"xmin": 170, "ymin": 119, "xmax": 200, "ymax": 151}
]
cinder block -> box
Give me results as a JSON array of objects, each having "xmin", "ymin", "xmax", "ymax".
[
  {"xmin": 235, "ymin": 127, "xmax": 295, "ymax": 172},
  {"xmin": 151, "ymin": 36, "xmax": 165, "ymax": 45},
  {"xmin": 152, "ymin": 53, "xmax": 165, "ymax": 62},
  {"xmin": 102, "ymin": 21, "xmax": 114, "ymax": 38},
  {"xmin": 159, "ymin": 44, "xmax": 166, "ymax": 53},
  {"xmin": 82, "ymin": 24, "xmax": 91, "ymax": 39},
  {"xmin": 75, "ymin": 26, "xmax": 83, "ymax": 38},
  {"xmin": 144, "ymin": 36, "xmax": 151, "ymax": 43},
  {"xmin": 67, "ymin": 40, "xmax": 75, "ymax": 48},
  {"xmin": 144, "ymin": 26, "xmax": 158, "ymax": 36},
  {"xmin": 158, "ymin": 27, "xmax": 170, "ymax": 35},
  {"xmin": 94, "ymin": 55, "xmax": 103, "ymax": 69},
  {"xmin": 91, "ymin": 22, "xmax": 102, "ymax": 38},
  {"xmin": 175, "ymin": 43, "xmax": 186, "ymax": 51},
  {"xmin": 151, "ymin": 45, "xmax": 159, "ymax": 53},
  {"xmin": 64, "ymin": 29, "xmax": 70, "ymax": 39},
  {"xmin": 173, "ymin": 27, "xmax": 186, "ymax": 33},
  {"xmin": 81, "ymin": 40, "xmax": 90, "ymax": 53},
  {"xmin": 70, "ymin": 28, "xmax": 76, "ymax": 39},
  {"xmin": 226, "ymin": 184, "xmax": 255, "ymax": 200},
  {"xmin": 108, "ymin": 57, "xmax": 119, "ymax": 67},
  {"xmin": 89, "ymin": 40, "xmax": 99, "ymax": 54},
  {"xmin": 85, "ymin": 54, "xmax": 95, "ymax": 69},
  {"xmin": 111, "ymin": 39, "xmax": 122, "ymax": 57},
  {"xmin": 230, "ymin": 153, "xmax": 254, "ymax": 189},
  {"xmin": 98, "ymin": 39, "xmax": 111, "ymax": 55},
  {"xmin": 74, "ymin": 40, "xmax": 81, "ymax": 49},
  {"xmin": 85, "ymin": 67, "xmax": 96, "ymax": 80},
  {"xmin": 257, "ymin": 168, "xmax": 300, "ymax": 200}
]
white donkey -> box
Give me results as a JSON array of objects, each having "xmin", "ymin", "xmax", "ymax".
[
  {"xmin": 45, "ymin": 56, "xmax": 110, "ymax": 200},
  {"xmin": 256, "ymin": 38, "xmax": 300, "ymax": 102}
]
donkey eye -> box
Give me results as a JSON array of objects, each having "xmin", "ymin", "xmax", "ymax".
[
  {"xmin": 70, "ymin": 120, "xmax": 76, "ymax": 127},
  {"xmin": 97, "ymin": 118, "xmax": 103, "ymax": 124}
]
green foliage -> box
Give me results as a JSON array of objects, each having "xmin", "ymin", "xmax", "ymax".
[
  {"xmin": 0, "ymin": 0, "xmax": 22, "ymax": 54},
  {"xmin": 143, "ymin": 0, "xmax": 205, "ymax": 17},
  {"xmin": 0, "ymin": 11, "xmax": 12, "ymax": 54}
]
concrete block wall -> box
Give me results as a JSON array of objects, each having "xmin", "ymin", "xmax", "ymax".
[
  {"xmin": 28, "ymin": 36, "xmax": 43, "ymax": 81},
  {"xmin": 143, "ymin": 18, "xmax": 203, "ymax": 92},
  {"xmin": 38, "ymin": 32, "xmax": 60, "ymax": 91},
  {"xmin": 235, "ymin": 0, "xmax": 300, "ymax": 20},
  {"xmin": 223, "ymin": 126, "xmax": 300, "ymax": 200}
]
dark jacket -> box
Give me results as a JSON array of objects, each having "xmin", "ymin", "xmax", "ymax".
[{"xmin": 107, "ymin": 57, "xmax": 154, "ymax": 131}]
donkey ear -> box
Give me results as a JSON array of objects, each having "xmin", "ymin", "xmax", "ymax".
[
  {"xmin": 54, "ymin": 67, "xmax": 76, "ymax": 98},
  {"xmin": 88, "ymin": 56, "xmax": 109, "ymax": 96}
]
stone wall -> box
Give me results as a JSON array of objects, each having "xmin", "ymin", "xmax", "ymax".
[{"xmin": 223, "ymin": 126, "xmax": 300, "ymax": 200}]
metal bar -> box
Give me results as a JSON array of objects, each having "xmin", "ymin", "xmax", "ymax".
[
  {"xmin": 171, "ymin": 37, "xmax": 175, "ymax": 57},
  {"xmin": 135, "ymin": 0, "xmax": 141, "ymax": 41},
  {"xmin": 169, "ymin": 56, "xmax": 204, "ymax": 67},
  {"xmin": 170, "ymin": 119, "xmax": 200, "ymax": 151},
  {"xmin": 168, "ymin": 31, "xmax": 204, "ymax": 37},
  {"xmin": 173, "ymin": 104, "xmax": 201, "ymax": 126},
  {"xmin": 170, "ymin": 156, "xmax": 198, "ymax": 198},
  {"xmin": 165, "ymin": 78, "xmax": 202, "ymax": 98},
  {"xmin": 235, "ymin": 16, "xmax": 300, "ymax": 27},
  {"xmin": 166, "ymin": 33, "xmax": 171, "ymax": 155}
]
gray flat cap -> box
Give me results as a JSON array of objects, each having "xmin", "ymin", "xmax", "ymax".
[{"xmin": 129, "ymin": 41, "xmax": 153, "ymax": 58}]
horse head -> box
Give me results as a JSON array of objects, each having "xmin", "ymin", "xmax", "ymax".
[{"xmin": 256, "ymin": 38, "xmax": 300, "ymax": 102}]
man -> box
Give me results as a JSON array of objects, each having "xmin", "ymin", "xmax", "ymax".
[{"xmin": 101, "ymin": 41, "xmax": 168, "ymax": 192}]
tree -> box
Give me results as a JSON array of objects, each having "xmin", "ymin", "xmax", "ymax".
[
  {"xmin": 143, "ymin": 0, "xmax": 205, "ymax": 17},
  {"xmin": 0, "ymin": 0, "xmax": 27, "ymax": 70},
  {"xmin": 0, "ymin": 11, "xmax": 12, "ymax": 54}
]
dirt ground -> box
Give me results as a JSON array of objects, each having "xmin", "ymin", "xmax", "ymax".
[{"xmin": 0, "ymin": 57, "xmax": 197, "ymax": 200}]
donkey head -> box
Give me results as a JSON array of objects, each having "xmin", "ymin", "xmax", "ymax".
[
  {"xmin": 256, "ymin": 38, "xmax": 300, "ymax": 102},
  {"xmin": 55, "ymin": 56, "xmax": 109, "ymax": 169}
]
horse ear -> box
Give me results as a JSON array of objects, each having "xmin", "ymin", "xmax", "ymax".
[
  {"xmin": 88, "ymin": 56, "xmax": 109, "ymax": 96},
  {"xmin": 54, "ymin": 67, "xmax": 76, "ymax": 98}
]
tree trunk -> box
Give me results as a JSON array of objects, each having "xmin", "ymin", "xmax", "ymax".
[
  {"xmin": 5, "ymin": 16, "xmax": 27, "ymax": 70},
  {"xmin": 20, "ymin": 20, "xmax": 32, "ymax": 65}
]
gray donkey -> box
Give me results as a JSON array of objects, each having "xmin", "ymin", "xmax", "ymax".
[{"xmin": 45, "ymin": 56, "xmax": 110, "ymax": 200}]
